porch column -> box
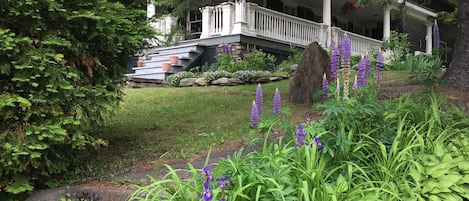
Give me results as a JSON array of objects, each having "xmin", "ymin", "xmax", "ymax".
[
  {"xmin": 233, "ymin": 0, "xmax": 247, "ymax": 34},
  {"xmin": 322, "ymin": 0, "xmax": 332, "ymax": 47},
  {"xmin": 221, "ymin": 2, "xmax": 234, "ymax": 35},
  {"xmin": 200, "ymin": 6, "xmax": 213, "ymax": 39},
  {"xmin": 383, "ymin": 6, "xmax": 391, "ymax": 39},
  {"xmin": 426, "ymin": 22, "xmax": 433, "ymax": 54},
  {"xmin": 147, "ymin": 1, "xmax": 155, "ymax": 19}
]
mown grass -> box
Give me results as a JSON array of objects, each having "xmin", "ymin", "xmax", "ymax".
[
  {"xmin": 70, "ymin": 71, "xmax": 410, "ymax": 179},
  {"xmin": 73, "ymin": 80, "xmax": 301, "ymax": 177}
]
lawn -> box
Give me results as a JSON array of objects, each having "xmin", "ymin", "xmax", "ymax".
[
  {"xmin": 69, "ymin": 71, "xmax": 409, "ymax": 180},
  {"xmin": 71, "ymin": 80, "xmax": 300, "ymax": 177}
]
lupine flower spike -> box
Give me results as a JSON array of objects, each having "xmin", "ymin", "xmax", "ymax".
[
  {"xmin": 294, "ymin": 124, "xmax": 307, "ymax": 147},
  {"xmin": 433, "ymin": 20, "xmax": 440, "ymax": 49},
  {"xmin": 201, "ymin": 182, "xmax": 213, "ymax": 201},
  {"xmin": 364, "ymin": 52, "xmax": 371, "ymax": 77},
  {"xmin": 217, "ymin": 176, "xmax": 229, "ymax": 194},
  {"xmin": 330, "ymin": 41, "xmax": 340, "ymax": 81},
  {"xmin": 375, "ymin": 49, "xmax": 384, "ymax": 84},
  {"xmin": 256, "ymin": 83, "xmax": 263, "ymax": 116},
  {"xmin": 273, "ymin": 88, "xmax": 281, "ymax": 115},
  {"xmin": 203, "ymin": 166, "xmax": 214, "ymax": 182},
  {"xmin": 306, "ymin": 114, "xmax": 311, "ymax": 123},
  {"xmin": 357, "ymin": 55, "xmax": 367, "ymax": 87},
  {"xmin": 322, "ymin": 73, "xmax": 329, "ymax": 100},
  {"xmin": 251, "ymin": 101, "xmax": 259, "ymax": 128},
  {"xmin": 340, "ymin": 33, "xmax": 351, "ymax": 99},
  {"xmin": 313, "ymin": 136, "xmax": 323, "ymax": 149}
]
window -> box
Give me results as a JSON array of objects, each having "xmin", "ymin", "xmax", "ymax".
[
  {"xmin": 283, "ymin": 5, "xmax": 296, "ymax": 16},
  {"xmin": 297, "ymin": 6, "xmax": 314, "ymax": 21},
  {"xmin": 187, "ymin": 10, "xmax": 202, "ymax": 38}
]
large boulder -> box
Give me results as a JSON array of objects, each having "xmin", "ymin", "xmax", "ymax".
[{"xmin": 289, "ymin": 42, "xmax": 330, "ymax": 105}]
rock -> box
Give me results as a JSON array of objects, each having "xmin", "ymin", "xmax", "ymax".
[
  {"xmin": 179, "ymin": 78, "xmax": 197, "ymax": 87},
  {"xmin": 269, "ymin": 77, "xmax": 281, "ymax": 82},
  {"xmin": 195, "ymin": 78, "xmax": 207, "ymax": 86},
  {"xmin": 211, "ymin": 77, "xmax": 229, "ymax": 85},
  {"xmin": 289, "ymin": 42, "xmax": 330, "ymax": 105},
  {"xmin": 254, "ymin": 77, "xmax": 270, "ymax": 83},
  {"xmin": 227, "ymin": 78, "xmax": 243, "ymax": 86}
]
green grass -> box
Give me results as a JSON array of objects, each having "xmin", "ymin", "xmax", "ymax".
[
  {"xmin": 75, "ymin": 80, "xmax": 301, "ymax": 176},
  {"xmin": 70, "ymin": 71, "xmax": 410, "ymax": 179}
]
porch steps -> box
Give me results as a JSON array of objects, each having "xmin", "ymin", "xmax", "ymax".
[{"xmin": 126, "ymin": 43, "xmax": 204, "ymax": 81}]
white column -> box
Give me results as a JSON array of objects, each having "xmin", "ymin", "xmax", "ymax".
[
  {"xmin": 383, "ymin": 6, "xmax": 391, "ymax": 39},
  {"xmin": 233, "ymin": 0, "xmax": 247, "ymax": 34},
  {"xmin": 200, "ymin": 6, "xmax": 213, "ymax": 38},
  {"xmin": 246, "ymin": 3, "xmax": 258, "ymax": 36},
  {"xmin": 426, "ymin": 22, "xmax": 433, "ymax": 54},
  {"xmin": 147, "ymin": 1, "xmax": 155, "ymax": 19},
  {"xmin": 221, "ymin": 2, "xmax": 234, "ymax": 35},
  {"xmin": 322, "ymin": 0, "xmax": 332, "ymax": 47}
]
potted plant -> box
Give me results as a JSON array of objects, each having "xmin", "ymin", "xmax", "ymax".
[
  {"xmin": 169, "ymin": 55, "xmax": 178, "ymax": 65},
  {"xmin": 137, "ymin": 56, "xmax": 144, "ymax": 67},
  {"xmin": 162, "ymin": 62, "xmax": 171, "ymax": 72}
]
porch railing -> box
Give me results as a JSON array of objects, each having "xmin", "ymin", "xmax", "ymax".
[
  {"xmin": 249, "ymin": 5, "xmax": 324, "ymax": 46},
  {"xmin": 333, "ymin": 28, "xmax": 382, "ymax": 55},
  {"xmin": 197, "ymin": 2, "xmax": 382, "ymax": 55}
]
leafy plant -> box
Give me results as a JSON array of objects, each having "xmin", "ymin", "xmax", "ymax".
[
  {"xmin": 382, "ymin": 31, "xmax": 410, "ymax": 63},
  {"xmin": 407, "ymin": 55, "xmax": 443, "ymax": 85},
  {"xmin": 0, "ymin": 0, "xmax": 153, "ymax": 197},
  {"xmin": 166, "ymin": 71, "xmax": 201, "ymax": 87}
]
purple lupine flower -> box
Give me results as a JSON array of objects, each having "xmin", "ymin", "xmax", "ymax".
[
  {"xmin": 357, "ymin": 56, "xmax": 367, "ymax": 87},
  {"xmin": 306, "ymin": 114, "xmax": 311, "ymax": 123},
  {"xmin": 352, "ymin": 75, "xmax": 358, "ymax": 91},
  {"xmin": 433, "ymin": 20, "xmax": 440, "ymax": 49},
  {"xmin": 273, "ymin": 88, "xmax": 281, "ymax": 115},
  {"xmin": 364, "ymin": 53, "xmax": 371, "ymax": 77},
  {"xmin": 313, "ymin": 136, "xmax": 323, "ymax": 149},
  {"xmin": 294, "ymin": 124, "xmax": 307, "ymax": 147},
  {"xmin": 375, "ymin": 49, "xmax": 384, "ymax": 81},
  {"xmin": 201, "ymin": 182, "xmax": 213, "ymax": 201},
  {"xmin": 203, "ymin": 166, "xmax": 214, "ymax": 182},
  {"xmin": 220, "ymin": 199, "xmax": 226, "ymax": 201},
  {"xmin": 256, "ymin": 83, "xmax": 263, "ymax": 116},
  {"xmin": 217, "ymin": 176, "xmax": 228, "ymax": 193},
  {"xmin": 322, "ymin": 73, "xmax": 329, "ymax": 100},
  {"xmin": 251, "ymin": 101, "xmax": 259, "ymax": 128},
  {"xmin": 340, "ymin": 33, "xmax": 351, "ymax": 63},
  {"xmin": 330, "ymin": 41, "xmax": 340, "ymax": 81}
]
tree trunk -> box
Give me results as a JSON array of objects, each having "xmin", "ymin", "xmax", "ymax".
[{"xmin": 442, "ymin": 0, "xmax": 469, "ymax": 91}]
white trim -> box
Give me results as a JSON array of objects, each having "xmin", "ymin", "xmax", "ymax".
[{"xmin": 392, "ymin": 1, "xmax": 437, "ymax": 22}]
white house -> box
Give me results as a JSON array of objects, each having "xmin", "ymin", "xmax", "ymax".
[{"xmin": 128, "ymin": 0, "xmax": 437, "ymax": 80}]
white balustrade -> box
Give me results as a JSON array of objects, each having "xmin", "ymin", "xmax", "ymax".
[
  {"xmin": 199, "ymin": 2, "xmax": 382, "ymax": 55},
  {"xmin": 335, "ymin": 29, "xmax": 382, "ymax": 55},
  {"xmin": 248, "ymin": 5, "xmax": 323, "ymax": 46}
]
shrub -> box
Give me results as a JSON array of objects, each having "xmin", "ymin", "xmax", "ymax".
[
  {"xmin": 382, "ymin": 31, "xmax": 410, "ymax": 63},
  {"xmin": 203, "ymin": 70, "xmax": 233, "ymax": 84},
  {"xmin": 215, "ymin": 49, "xmax": 277, "ymax": 73},
  {"xmin": 0, "ymin": 0, "xmax": 153, "ymax": 197},
  {"xmin": 166, "ymin": 72, "xmax": 201, "ymax": 87}
]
